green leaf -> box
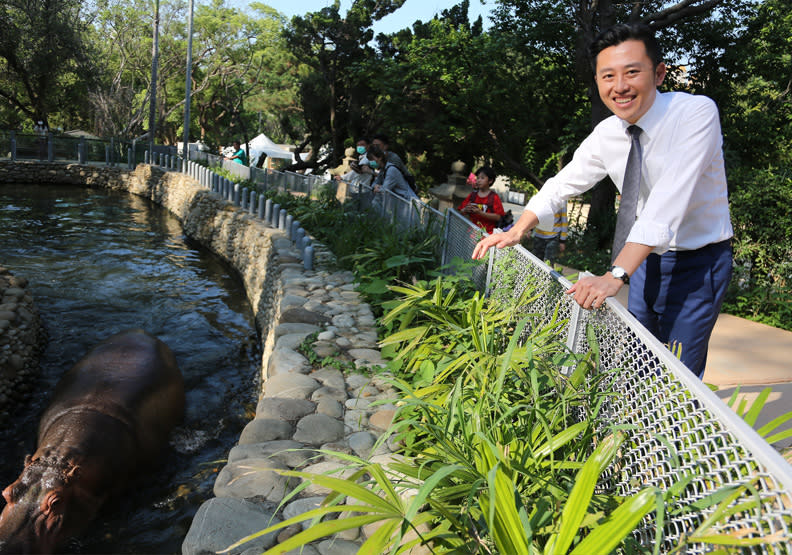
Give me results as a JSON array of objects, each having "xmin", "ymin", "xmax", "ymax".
[
  {"xmin": 568, "ymin": 487, "xmax": 657, "ymax": 555},
  {"xmin": 547, "ymin": 432, "xmax": 624, "ymax": 554}
]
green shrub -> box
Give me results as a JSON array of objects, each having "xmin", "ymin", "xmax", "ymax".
[{"xmin": 725, "ymin": 167, "xmax": 792, "ymax": 331}]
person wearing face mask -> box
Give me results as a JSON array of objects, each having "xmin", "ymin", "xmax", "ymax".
[
  {"xmin": 368, "ymin": 144, "xmax": 419, "ymax": 202},
  {"xmin": 336, "ymin": 137, "xmax": 374, "ymax": 189},
  {"xmin": 371, "ymin": 133, "xmax": 414, "ymax": 190}
]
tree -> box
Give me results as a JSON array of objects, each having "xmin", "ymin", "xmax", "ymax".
[
  {"xmin": 283, "ymin": 0, "xmax": 405, "ymax": 169},
  {"xmin": 0, "ymin": 0, "xmax": 95, "ymax": 129},
  {"xmin": 491, "ymin": 0, "xmax": 750, "ymax": 248},
  {"xmin": 88, "ymin": 0, "xmax": 301, "ymax": 148}
]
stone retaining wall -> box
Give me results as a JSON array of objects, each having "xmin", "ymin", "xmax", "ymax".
[
  {"xmin": 0, "ymin": 161, "xmax": 409, "ymax": 555},
  {"xmin": 0, "ymin": 267, "xmax": 45, "ymax": 426}
]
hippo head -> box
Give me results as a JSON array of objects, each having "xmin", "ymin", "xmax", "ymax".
[{"xmin": 0, "ymin": 455, "xmax": 97, "ymax": 554}]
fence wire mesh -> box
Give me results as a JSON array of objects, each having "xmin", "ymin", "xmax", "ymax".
[
  {"xmin": 3, "ymin": 150, "xmax": 788, "ymax": 551},
  {"xmin": 338, "ymin": 182, "xmax": 792, "ymax": 552},
  {"xmin": 488, "ymin": 243, "xmax": 792, "ymax": 553}
]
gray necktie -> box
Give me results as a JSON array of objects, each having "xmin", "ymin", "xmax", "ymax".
[{"xmin": 612, "ymin": 125, "xmax": 643, "ymax": 262}]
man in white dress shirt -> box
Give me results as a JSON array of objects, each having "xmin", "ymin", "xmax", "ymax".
[{"xmin": 472, "ymin": 23, "xmax": 733, "ymax": 378}]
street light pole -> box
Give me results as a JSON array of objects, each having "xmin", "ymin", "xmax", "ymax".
[
  {"xmin": 148, "ymin": 0, "xmax": 160, "ymax": 159},
  {"xmin": 182, "ymin": 0, "xmax": 195, "ymax": 166}
]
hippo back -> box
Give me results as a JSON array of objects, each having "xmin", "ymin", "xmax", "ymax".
[{"xmin": 38, "ymin": 329, "xmax": 185, "ymax": 461}]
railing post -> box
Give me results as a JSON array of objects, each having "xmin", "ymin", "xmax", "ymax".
[
  {"xmin": 105, "ymin": 145, "xmax": 111, "ymax": 166},
  {"xmin": 303, "ymin": 245, "xmax": 314, "ymax": 271},
  {"xmin": 47, "ymin": 133, "xmax": 54, "ymax": 162},
  {"xmin": 258, "ymin": 194, "xmax": 265, "ymax": 219},
  {"xmin": 271, "ymin": 203, "xmax": 280, "ymax": 226},
  {"xmin": 285, "ymin": 214, "xmax": 294, "ymax": 238},
  {"xmin": 128, "ymin": 147, "xmax": 133, "ymax": 169},
  {"xmin": 78, "ymin": 138, "xmax": 86, "ymax": 165},
  {"xmin": 485, "ymin": 246, "xmax": 496, "ymax": 296},
  {"xmin": 110, "ymin": 138, "xmax": 116, "ymax": 166},
  {"xmin": 249, "ymin": 190, "xmax": 256, "ymax": 214},
  {"xmin": 440, "ymin": 209, "xmax": 451, "ymax": 267},
  {"xmin": 295, "ymin": 228, "xmax": 305, "ymax": 257},
  {"xmin": 278, "ymin": 208, "xmax": 287, "ymax": 230}
]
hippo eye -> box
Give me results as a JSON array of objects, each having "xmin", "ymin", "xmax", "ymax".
[{"xmin": 44, "ymin": 492, "xmax": 64, "ymax": 515}]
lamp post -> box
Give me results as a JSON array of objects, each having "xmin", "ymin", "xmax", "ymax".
[
  {"xmin": 148, "ymin": 0, "xmax": 160, "ymax": 158},
  {"xmin": 182, "ymin": 0, "xmax": 194, "ymax": 164}
]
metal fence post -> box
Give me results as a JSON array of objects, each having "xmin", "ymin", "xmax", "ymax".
[
  {"xmin": 78, "ymin": 138, "xmax": 86, "ymax": 165},
  {"xmin": 10, "ymin": 131, "xmax": 16, "ymax": 161},
  {"xmin": 47, "ymin": 133, "xmax": 54, "ymax": 162},
  {"xmin": 440, "ymin": 209, "xmax": 451, "ymax": 267},
  {"xmin": 271, "ymin": 203, "xmax": 280, "ymax": 226},
  {"xmin": 285, "ymin": 214, "xmax": 294, "ymax": 238},
  {"xmin": 485, "ymin": 247, "xmax": 496, "ymax": 296},
  {"xmin": 278, "ymin": 208, "xmax": 287, "ymax": 230},
  {"xmin": 295, "ymin": 228, "xmax": 305, "ymax": 257},
  {"xmin": 110, "ymin": 138, "xmax": 116, "ymax": 166},
  {"xmin": 264, "ymin": 199, "xmax": 272, "ymax": 222}
]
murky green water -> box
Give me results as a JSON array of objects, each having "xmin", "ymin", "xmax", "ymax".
[{"xmin": 0, "ymin": 184, "xmax": 259, "ymax": 554}]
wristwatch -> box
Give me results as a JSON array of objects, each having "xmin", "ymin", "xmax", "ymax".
[{"xmin": 609, "ymin": 265, "xmax": 630, "ymax": 284}]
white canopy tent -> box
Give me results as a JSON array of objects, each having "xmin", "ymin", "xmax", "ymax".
[{"xmin": 247, "ymin": 133, "xmax": 294, "ymax": 166}]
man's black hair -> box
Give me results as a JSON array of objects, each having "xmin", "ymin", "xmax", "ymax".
[
  {"xmin": 356, "ymin": 136, "xmax": 370, "ymax": 144},
  {"xmin": 589, "ymin": 23, "xmax": 662, "ymax": 73},
  {"xmin": 475, "ymin": 166, "xmax": 496, "ymax": 182},
  {"xmin": 367, "ymin": 144, "xmax": 385, "ymax": 160},
  {"xmin": 371, "ymin": 133, "xmax": 390, "ymax": 146}
]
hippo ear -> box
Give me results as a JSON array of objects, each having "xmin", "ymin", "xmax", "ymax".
[
  {"xmin": 24, "ymin": 454, "xmax": 33, "ymax": 467},
  {"xmin": 66, "ymin": 465, "xmax": 81, "ymax": 481},
  {"xmin": 2, "ymin": 485, "xmax": 11, "ymax": 504}
]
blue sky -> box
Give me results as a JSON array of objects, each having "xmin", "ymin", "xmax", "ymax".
[{"xmin": 234, "ymin": 0, "xmax": 494, "ymax": 35}]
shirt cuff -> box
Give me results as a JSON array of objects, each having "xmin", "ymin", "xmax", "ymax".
[{"xmin": 627, "ymin": 221, "xmax": 674, "ymax": 254}]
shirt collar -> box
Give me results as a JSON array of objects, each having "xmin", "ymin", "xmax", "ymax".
[{"xmin": 623, "ymin": 90, "xmax": 670, "ymax": 139}]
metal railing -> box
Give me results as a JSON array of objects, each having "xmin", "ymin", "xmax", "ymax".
[
  {"xmin": 0, "ymin": 130, "xmax": 177, "ymax": 168},
  {"xmin": 327, "ymin": 175, "xmax": 792, "ymax": 553},
  {"xmin": 2, "ymin": 148, "xmax": 789, "ymax": 551}
]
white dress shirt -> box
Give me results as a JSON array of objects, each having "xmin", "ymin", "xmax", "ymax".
[{"xmin": 527, "ymin": 91, "xmax": 733, "ymax": 253}]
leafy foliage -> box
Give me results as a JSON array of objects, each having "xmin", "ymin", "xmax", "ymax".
[
  {"xmin": 228, "ymin": 257, "xmax": 774, "ymax": 553},
  {"xmin": 724, "ymin": 167, "xmax": 792, "ymax": 330},
  {"xmin": 0, "ymin": 0, "xmax": 95, "ymax": 129}
]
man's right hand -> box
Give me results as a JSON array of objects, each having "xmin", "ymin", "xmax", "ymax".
[{"xmin": 471, "ymin": 227, "xmax": 522, "ymax": 259}]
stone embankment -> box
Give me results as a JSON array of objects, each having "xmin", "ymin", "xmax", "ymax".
[
  {"xmin": 0, "ymin": 267, "xmax": 45, "ymax": 426},
  {"xmin": 0, "ymin": 160, "xmax": 415, "ymax": 555}
]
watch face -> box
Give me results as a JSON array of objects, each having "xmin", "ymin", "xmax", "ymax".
[{"xmin": 611, "ymin": 266, "xmax": 627, "ymax": 280}]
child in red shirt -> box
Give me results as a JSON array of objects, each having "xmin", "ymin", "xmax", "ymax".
[{"xmin": 458, "ymin": 166, "xmax": 505, "ymax": 234}]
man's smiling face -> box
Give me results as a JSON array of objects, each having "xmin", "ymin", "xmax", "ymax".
[{"xmin": 595, "ymin": 39, "xmax": 666, "ymax": 124}]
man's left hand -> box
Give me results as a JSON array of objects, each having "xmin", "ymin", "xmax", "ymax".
[{"xmin": 566, "ymin": 273, "xmax": 623, "ymax": 310}]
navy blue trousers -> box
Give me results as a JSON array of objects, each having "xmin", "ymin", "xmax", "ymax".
[{"xmin": 628, "ymin": 240, "xmax": 732, "ymax": 378}]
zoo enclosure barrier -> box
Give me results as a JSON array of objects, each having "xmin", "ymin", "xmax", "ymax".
[
  {"xmin": 3, "ymin": 139, "xmax": 790, "ymax": 551},
  {"xmin": 0, "ymin": 130, "xmax": 178, "ymax": 168},
  {"xmin": 303, "ymin": 174, "xmax": 792, "ymax": 552}
]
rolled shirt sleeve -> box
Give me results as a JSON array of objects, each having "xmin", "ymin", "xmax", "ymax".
[{"xmin": 525, "ymin": 92, "xmax": 732, "ymax": 253}]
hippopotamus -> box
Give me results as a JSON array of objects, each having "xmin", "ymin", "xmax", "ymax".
[{"xmin": 0, "ymin": 329, "xmax": 185, "ymax": 554}]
